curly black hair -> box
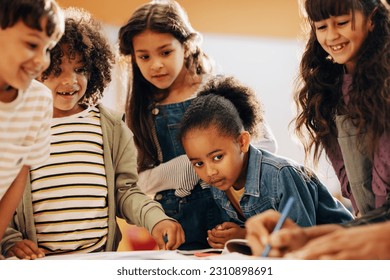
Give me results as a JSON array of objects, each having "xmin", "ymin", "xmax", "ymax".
[
  {"xmin": 41, "ymin": 7, "xmax": 114, "ymax": 105},
  {"xmin": 179, "ymin": 75, "xmax": 264, "ymax": 142}
]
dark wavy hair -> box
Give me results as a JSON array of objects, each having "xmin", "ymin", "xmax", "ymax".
[
  {"xmin": 294, "ymin": 0, "xmax": 390, "ymax": 165},
  {"xmin": 179, "ymin": 75, "xmax": 263, "ymax": 142},
  {"xmin": 41, "ymin": 7, "xmax": 114, "ymax": 105},
  {"xmin": 0, "ymin": 0, "xmax": 63, "ymax": 37},
  {"xmin": 118, "ymin": 0, "xmax": 214, "ymax": 170}
]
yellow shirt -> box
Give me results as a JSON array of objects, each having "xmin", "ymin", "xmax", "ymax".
[{"xmin": 225, "ymin": 187, "xmax": 246, "ymax": 220}]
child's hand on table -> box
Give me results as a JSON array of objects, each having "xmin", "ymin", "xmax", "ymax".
[{"xmin": 207, "ymin": 222, "xmax": 246, "ymax": 249}]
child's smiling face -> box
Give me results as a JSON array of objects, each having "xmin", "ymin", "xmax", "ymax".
[
  {"xmin": 42, "ymin": 48, "xmax": 89, "ymax": 117},
  {"xmin": 0, "ymin": 16, "xmax": 63, "ymax": 91},
  {"xmin": 313, "ymin": 10, "xmax": 373, "ymax": 73},
  {"xmin": 182, "ymin": 125, "xmax": 250, "ymax": 191}
]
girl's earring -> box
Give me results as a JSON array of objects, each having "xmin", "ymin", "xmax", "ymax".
[{"xmin": 326, "ymin": 55, "xmax": 335, "ymax": 63}]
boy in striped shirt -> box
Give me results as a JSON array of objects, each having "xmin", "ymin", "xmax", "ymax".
[
  {"xmin": 1, "ymin": 7, "xmax": 184, "ymax": 259},
  {"xmin": 0, "ymin": 0, "xmax": 64, "ymax": 256}
]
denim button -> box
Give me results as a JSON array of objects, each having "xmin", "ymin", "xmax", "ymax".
[{"xmin": 155, "ymin": 194, "xmax": 163, "ymax": 201}]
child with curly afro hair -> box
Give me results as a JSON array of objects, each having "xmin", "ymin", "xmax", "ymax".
[
  {"xmin": 41, "ymin": 6, "xmax": 113, "ymax": 107},
  {"xmin": 1, "ymin": 7, "xmax": 184, "ymax": 259}
]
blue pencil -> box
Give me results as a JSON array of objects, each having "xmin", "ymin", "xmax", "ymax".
[{"xmin": 261, "ymin": 197, "xmax": 295, "ymax": 257}]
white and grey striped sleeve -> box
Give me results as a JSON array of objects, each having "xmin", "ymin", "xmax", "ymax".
[{"xmin": 137, "ymin": 154, "xmax": 200, "ymax": 197}]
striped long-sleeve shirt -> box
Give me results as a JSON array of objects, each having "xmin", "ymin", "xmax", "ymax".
[
  {"xmin": 30, "ymin": 106, "xmax": 108, "ymax": 255},
  {"xmin": 0, "ymin": 80, "xmax": 52, "ymax": 199}
]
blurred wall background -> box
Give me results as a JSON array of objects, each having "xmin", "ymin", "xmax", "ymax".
[{"xmin": 56, "ymin": 0, "xmax": 302, "ymax": 38}]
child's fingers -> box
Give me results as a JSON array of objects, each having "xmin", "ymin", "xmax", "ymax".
[
  {"xmin": 8, "ymin": 246, "xmax": 32, "ymax": 260},
  {"xmin": 165, "ymin": 224, "xmax": 185, "ymax": 250},
  {"xmin": 23, "ymin": 239, "xmax": 45, "ymax": 257},
  {"xmin": 7, "ymin": 240, "xmax": 43, "ymax": 260},
  {"xmin": 178, "ymin": 226, "xmax": 185, "ymax": 248},
  {"xmin": 207, "ymin": 231, "xmax": 227, "ymax": 245},
  {"xmin": 155, "ymin": 235, "xmax": 166, "ymax": 250},
  {"xmin": 206, "ymin": 238, "xmax": 224, "ymax": 249}
]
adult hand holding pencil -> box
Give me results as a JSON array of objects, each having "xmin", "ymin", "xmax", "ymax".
[
  {"xmin": 261, "ymin": 197, "xmax": 295, "ymax": 257},
  {"xmin": 245, "ymin": 197, "xmax": 300, "ymax": 257}
]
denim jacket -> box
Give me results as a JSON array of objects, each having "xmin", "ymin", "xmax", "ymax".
[{"xmin": 211, "ymin": 145, "xmax": 354, "ymax": 227}]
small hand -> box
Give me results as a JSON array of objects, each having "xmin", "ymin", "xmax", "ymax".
[
  {"xmin": 151, "ymin": 219, "xmax": 185, "ymax": 250},
  {"xmin": 6, "ymin": 239, "xmax": 45, "ymax": 260},
  {"xmin": 207, "ymin": 222, "xmax": 246, "ymax": 249}
]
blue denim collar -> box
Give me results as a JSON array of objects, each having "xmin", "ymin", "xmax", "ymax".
[{"xmin": 243, "ymin": 144, "xmax": 262, "ymax": 197}]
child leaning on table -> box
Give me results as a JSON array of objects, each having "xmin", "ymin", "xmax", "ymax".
[
  {"xmin": 178, "ymin": 75, "xmax": 354, "ymax": 249},
  {"xmin": 0, "ymin": 7, "xmax": 184, "ymax": 260},
  {"xmin": 0, "ymin": 0, "xmax": 64, "ymax": 258}
]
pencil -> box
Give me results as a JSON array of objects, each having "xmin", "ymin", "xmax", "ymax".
[{"xmin": 261, "ymin": 197, "xmax": 295, "ymax": 257}]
